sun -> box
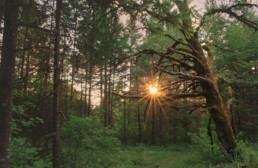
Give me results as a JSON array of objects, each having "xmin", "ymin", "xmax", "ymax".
[{"xmin": 149, "ymin": 85, "xmax": 158, "ymax": 95}]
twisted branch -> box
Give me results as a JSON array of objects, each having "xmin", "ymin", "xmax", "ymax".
[
  {"xmin": 195, "ymin": 3, "xmax": 258, "ymax": 34},
  {"xmin": 155, "ymin": 66, "xmax": 212, "ymax": 83},
  {"xmin": 140, "ymin": 49, "xmax": 194, "ymax": 70}
]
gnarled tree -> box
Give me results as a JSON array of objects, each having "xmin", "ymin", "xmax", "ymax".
[{"xmin": 117, "ymin": 0, "xmax": 257, "ymax": 155}]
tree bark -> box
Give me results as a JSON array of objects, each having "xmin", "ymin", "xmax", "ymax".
[
  {"xmin": 192, "ymin": 36, "xmax": 237, "ymax": 153},
  {"xmin": 23, "ymin": 51, "xmax": 30, "ymax": 91},
  {"xmin": 0, "ymin": 0, "xmax": 5, "ymax": 25},
  {"xmin": 70, "ymin": 67, "xmax": 74, "ymax": 111},
  {"xmin": 88, "ymin": 64, "xmax": 93, "ymax": 116},
  {"xmin": 70, "ymin": 10, "xmax": 78, "ymax": 112},
  {"xmin": 100, "ymin": 65, "xmax": 103, "ymax": 107},
  {"xmin": 20, "ymin": 27, "xmax": 28, "ymax": 80},
  {"xmin": 152, "ymin": 105, "xmax": 155, "ymax": 145},
  {"xmin": 84, "ymin": 65, "xmax": 88, "ymax": 115},
  {"xmin": 0, "ymin": 0, "xmax": 19, "ymax": 167},
  {"xmin": 104, "ymin": 63, "xmax": 108, "ymax": 126},
  {"xmin": 136, "ymin": 77, "xmax": 142, "ymax": 143},
  {"xmin": 107, "ymin": 65, "xmax": 112, "ymax": 125},
  {"xmin": 80, "ymin": 77, "xmax": 84, "ymax": 115},
  {"xmin": 52, "ymin": 0, "xmax": 62, "ymax": 167},
  {"xmin": 123, "ymin": 98, "xmax": 127, "ymax": 144}
]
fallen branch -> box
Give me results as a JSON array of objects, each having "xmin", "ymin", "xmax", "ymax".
[{"xmin": 218, "ymin": 140, "xmax": 233, "ymax": 162}]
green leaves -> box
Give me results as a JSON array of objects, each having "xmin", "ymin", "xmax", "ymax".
[{"xmin": 60, "ymin": 115, "xmax": 121, "ymax": 168}]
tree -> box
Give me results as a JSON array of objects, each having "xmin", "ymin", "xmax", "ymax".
[
  {"xmin": 0, "ymin": 0, "xmax": 19, "ymax": 167},
  {"xmin": 117, "ymin": 0, "xmax": 257, "ymax": 155},
  {"xmin": 53, "ymin": 0, "xmax": 62, "ymax": 167}
]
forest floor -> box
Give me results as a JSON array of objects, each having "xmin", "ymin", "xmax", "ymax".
[
  {"xmin": 110, "ymin": 145, "xmax": 196, "ymax": 168},
  {"xmin": 108, "ymin": 145, "xmax": 258, "ymax": 168}
]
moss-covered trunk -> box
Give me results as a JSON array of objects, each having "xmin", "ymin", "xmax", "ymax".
[
  {"xmin": 191, "ymin": 36, "xmax": 237, "ymax": 153},
  {"xmin": 174, "ymin": 0, "xmax": 237, "ymax": 153},
  {"xmin": 205, "ymin": 80, "xmax": 237, "ymax": 152}
]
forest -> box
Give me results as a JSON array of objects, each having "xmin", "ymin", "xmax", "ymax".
[{"xmin": 0, "ymin": 0, "xmax": 257, "ymax": 168}]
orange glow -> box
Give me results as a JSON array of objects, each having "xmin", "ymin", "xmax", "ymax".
[
  {"xmin": 149, "ymin": 85, "xmax": 158, "ymax": 95},
  {"xmin": 133, "ymin": 73, "xmax": 172, "ymax": 123}
]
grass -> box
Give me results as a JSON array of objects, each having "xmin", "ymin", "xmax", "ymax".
[
  {"xmin": 108, "ymin": 144, "xmax": 258, "ymax": 168},
  {"xmin": 109, "ymin": 145, "xmax": 206, "ymax": 168}
]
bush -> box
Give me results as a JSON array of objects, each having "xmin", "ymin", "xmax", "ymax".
[
  {"xmin": 235, "ymin": 134, "xmax": 258, "ymax": 168},
  {"xmin": 10, "ymin": 104, "xmax": 48, "ymax": 168},
  {"xmin": 188, "ymin": 128, "xmax": 226, "ymax": 166},
  {"xmin": 60, "ymin": 115, "xmax": 121, "ymax": 168}
]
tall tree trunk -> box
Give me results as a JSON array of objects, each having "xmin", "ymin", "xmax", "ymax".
[
  {"xmin": 123, "ymin": 98, "xmax": 127, "ymax": 144},
  {"xmin": 59, "ymin": 43, "xmax": 66, "ymax": 118},
  {"xmin": 0, "ymin": 0, "xmax": 19, "ymax": 167},
  {"xmin": 0, "ymin": 0, "xmax": 5, "ymax": 28},
  {"xmin": 110, "ymin": 69, "xmax": 115, "ymax": 126},
  {"xmin": 80, "ymin": 77, "xmax": 83, "ymax": 115},
  {"xmin": 70, "ymin": 68, "xmax": 74, "ymax": 111},
  {"xmin": 152, "ymin": 105, "xmax": 155, "ymax": 145},
  {"xmin": 84, "ymin": 80, "xmax": 87, "ymax": 115},
  {"xmin": 84, "ymin": 65, "xmax": 88, "ymax": 115},
  {"xmin": 136, "ymin": 77, "xmax": 142, "ymax": 143},
  {"xmin": 38, "ymin": 8, "xmax": 54, "ymax": 140},
  {"xmin": 107, "ymin": 66, "xmax": 112, "ymax": 125},
  {"xmin": 88, "ymin": 64, "xmax": 93, "ymax": 116},
  {"xmin": 19, "ymin": 0, "xmax": 30, "ymax": 82},
  {"xmin": 193, "ymin": 36, "xmax": 237, "ymax": 152},
  {"xmin": 52, "ymin": 0, "xmax": 62, "ymax": 167},
  {"xmin": 23, "ymin": 52, "xmax": 30, "ymax": 91},
  {"xmin": 70, "ymin": 10, "xmax": 78, "ymax": 112},
  {"xmin": 104, "ymin": 63, "xmax": 108, "ymax": 126},
  {"xmin": 100, "ymin": 65, "xmax": 103, "ymax": 107},
  {"xmin": 20, "ymin": 27, "xmax": 28, "ymax": 80}
]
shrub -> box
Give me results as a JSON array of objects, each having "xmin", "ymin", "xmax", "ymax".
[{"xmin": 60, "ymin": 115, "xmax": 121, "ymax": 168}]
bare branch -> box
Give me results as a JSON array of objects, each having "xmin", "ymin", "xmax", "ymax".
[
  {"xmin": 140, "ymin": 49, "xmax": 194, "ymax": 70},
  {"xmin": 112, "ymin": 91, "xmax": 205, "ymax": 100},
  {"xmin": 161, "ymin": 79, "xmax": 188, "ymax": 91},
  {"xmin": 165, "ymin": 34, "xmax": 191, "ymax": 48},
  {"xmin": 113, "ymin": 53, "xmax": 141, "ymax": 68},
  {"xmin": 167, "ymin": 47, "xmax": 203, "ymax": 64},
  {"xmin": 166, "ymin": 92, "xmax": 206, "ymax": 99},
  {"xmin": 155, "ymin": 66, "xmax": 212, "ymax": 83},
  {"xmin": 112, "ymin": 92, "xmax": 144, "ymax": 99},
  {"xmin": 195, "ymin": 3, "xmax": 258, "ymax": 33}
]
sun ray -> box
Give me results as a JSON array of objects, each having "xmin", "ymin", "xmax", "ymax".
[
  {"xmin": 156, "ymin": 97, "xmax": 170, "ymax": 123},
  {"xmin": 146, "ymin": 96, "xmax": 153, "ymax": 122},
  {"xmin": 130, "ymin": 69, "xmax": 179, "ymax": 123},
  {"xmin": 134, "ymin": 94, "xmax": 150, "ymax": 105}
]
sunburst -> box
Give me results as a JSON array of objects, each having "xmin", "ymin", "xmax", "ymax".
[
  {"xmin": 149, "ymin": 85, "xmax": 158, "ymax": 95},
  {"xmin": 134, "ymin": 74, "xmax": 171, "ymax": 122}
]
